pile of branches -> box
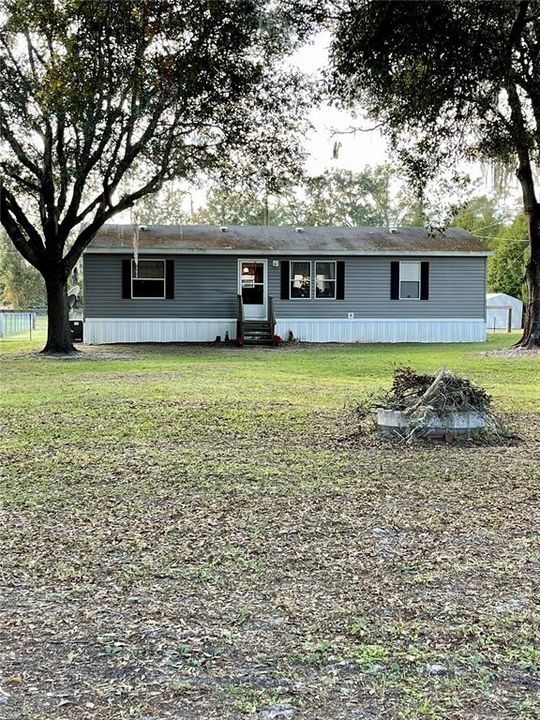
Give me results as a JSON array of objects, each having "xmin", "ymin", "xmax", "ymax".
[
  {"xmin": 350, "ymin": 366, "xmax": 509, "ymax": 443},
  {"xmin": 380, "ymin": 366, "xmax": 493, "ymax": 416}
]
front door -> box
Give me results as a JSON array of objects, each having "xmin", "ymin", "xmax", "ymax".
[{"xmin": 238, "ymin": 259, "xmax": 267, "ymax": 319}]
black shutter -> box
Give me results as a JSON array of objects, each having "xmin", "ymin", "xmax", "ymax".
[
  {"xmin": 122, "ymin": 259, "xmax": 131, "ymax": 299},
  {"xmin": 420, "ymin": 261, "xmax": 430, "ymax": 300},
  {"xmin": 280, "ymin": 260, "xmax": 290, "ymax": 300},
  {"xmin": 336, "ymin": 261, "xmax": 345, "ymax": 299},
  {"xmin": 390, "ymin": 261, "xmax": 400, "ymax": 300},
  {"xmin": 166, "ymin": 259, "xmax": 175, "ymax": 299}
]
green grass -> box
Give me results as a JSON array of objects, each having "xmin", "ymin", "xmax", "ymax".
[{"xmin": 0, "ymin": 332, "xmax": 539, "ymax": 719}]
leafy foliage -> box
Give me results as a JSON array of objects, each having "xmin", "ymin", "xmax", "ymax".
[
  {"xmin": 187, "ymin": 166, "xmax": 424, "ymax": 226},
  {"xmin": 192, "ymin": 187, "xmax": 271, "ymax": 226},
  {"xmin": 447, "ymin": 197, "xmax": 528, "ymax": 300},
  {"xmin": 488, "ymin": 218, "xmax": 528, "ymax": 301},
  {"xmin": 448, "ymin": 196, "xmax": 504, "ymax": 243},
  {"xmin": 0, "ymin": 233, "xmax": 45, "ymax": 308},
  {"xmin": 135, "ymin": 185, "xmax": 192, "ymax": 225},
  {"xmin": 330, "ymin": 1, "xmax": 522, "ymax": 164},
  {"xmin": 283, "ymin": 166, "xmax": 424, "ymax": 227}
]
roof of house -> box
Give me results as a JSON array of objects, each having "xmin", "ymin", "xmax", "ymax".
[{"xmin": 85, "ymin": 224, "xmax": 490, "ymax": 256}]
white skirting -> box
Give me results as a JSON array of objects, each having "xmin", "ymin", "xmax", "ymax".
[
  {"xmin": 274, "ymin": 318, "xmax": 487, "ymax": 343},
  {"xmin": 84, "ymin": 317, "xmax": 486, "ymax": 344},
  {"xmin": 84, "ymin": 318, "xmax": 237, "ymax": 344}
]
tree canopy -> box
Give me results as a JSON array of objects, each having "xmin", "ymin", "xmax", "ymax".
[
  {"xmin": 0, "ymin": 0, "xmax": 311, "ymax": 351},
  {"xmin": 329, "ymin": 0, "xmax": 540, "ymax": 346},
  {"xmin": 488, "ymin": 215, "xmax": 529, "ymax": 301},
  {"xmin": 171, "ymin": 166, "xmax": 423, "ymax": 227},
  {"xmin": 448, "ymin": 196, "xmax": 528, "ymax": 300}
]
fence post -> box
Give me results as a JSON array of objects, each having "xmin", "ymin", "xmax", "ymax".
[
  {"xmin": 29, "ymin": 312, "xmax": 32, "ymax": 341},
  {"xmin": 507, "ymin": 306, "xmax": 512, "ymax": 333}
]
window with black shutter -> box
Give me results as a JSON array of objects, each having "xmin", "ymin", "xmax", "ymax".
[
  {"xmin": 391, "ymin": 261, "xmax": 430, "ymax": 300},
  {"xmin": 122, "ymin": 258, "xmax": 174, "ymax": 299},
  {"xmin": 165, "ymin": 259, "xmax": 175, "ymax": 299},
  {"xmin": 420, "ymin": 262, "xmax": 430, "ymax": 300},
  {"xmin": 336, "ymin": 261, "xmax": 345, "ymax": 300},
  {"xmin": 280, "ymin": 259, "xmax": 345, "ymax": 300}
]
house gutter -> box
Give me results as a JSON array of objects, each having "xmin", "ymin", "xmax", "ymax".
[{"xmin": 83, "ymin": 248, "xmax": 492, "ymax": 257}]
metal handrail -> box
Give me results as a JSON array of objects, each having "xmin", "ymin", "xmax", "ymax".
[
  {"xmin": 237, "ymin": 294, "xmax": 244, "ymax": 340},
  {"xmin": 269, "ymin": 295, "xmax": 276, "ymax": 337}
]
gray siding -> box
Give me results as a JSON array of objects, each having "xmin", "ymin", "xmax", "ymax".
[
  {"xmin": 84, "ymin": 253, "xmax": 486, "ymax": 320},
  {"xmin": 271, "ymin": 256, "xmax": 486, "ymax": 319},
  {"xmin": 84, "ymin": 254, "xmax": 238, "ymax": 319}
]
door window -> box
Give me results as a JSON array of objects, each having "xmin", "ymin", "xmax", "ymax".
[{"xmin": 241, "ymin": 262, "xmax": 264, "ymax": 304}]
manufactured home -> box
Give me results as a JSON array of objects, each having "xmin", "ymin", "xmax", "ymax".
[{"xmin": 82, "ymin": 225, "xmax": 489, "ymax": 344}]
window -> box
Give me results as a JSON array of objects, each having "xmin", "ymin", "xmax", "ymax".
[
  {"xmin": 315, "ymin": 261, "xmax": 336, "ymax": 299},
  {"xmin": 399, "ymin": 261, "xmax": 420, "ymax": 299},
  {"xmin": 132, "ymin": 259, "xmax": 165, "ymax": 298},
  {"xmin": 290, "ymin": 261, "xmax": 311, "ymax": 298}
]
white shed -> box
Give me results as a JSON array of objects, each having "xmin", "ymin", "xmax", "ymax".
[{"xmin": 486, "ymin": 292, "xmax": 523, "ymax": 330}]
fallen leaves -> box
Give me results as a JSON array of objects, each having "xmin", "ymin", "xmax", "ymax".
[{"xmin": 0, "ymin": 343, "xmax": 539, "ymax": 719}]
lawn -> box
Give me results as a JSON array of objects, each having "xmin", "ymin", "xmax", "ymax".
[{"xmin": 0, "ymin": 332, "xmax": 539, "ymax": 719}]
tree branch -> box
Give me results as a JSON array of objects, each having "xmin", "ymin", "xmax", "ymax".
[
  {"xmin": 0, "ymin": 163, "xmax": 41, "ymax": 193},
  {"xmin": 0, "ymin": 184, "xmax": 45, "ymax": 268},
  {"xmin": 55, "ymin": 113, "xmax": 69, "ymax": 215},
  {"xmin": 63, "ymin": 146, "xmax": 180, "ymax": 273},
  {"xmin": 0, "ymin": 110, "xmax": 42, "ymax": 180}
]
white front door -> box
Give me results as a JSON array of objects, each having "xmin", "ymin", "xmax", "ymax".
[{"xmin": 238, "ymin": 259, "xmax": 267, "ymax": 319}]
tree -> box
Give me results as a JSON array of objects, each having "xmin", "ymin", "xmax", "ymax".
[
  {"xmin": 295, "ymin": 167, "xmax": 423, "ymax": 227},
  {"xmin": 489, "ymin": 214, "xmax": 529, "ymax": 301},
  {"xmin": 192, "ymin": 187, "xmax": 270, "ymax": 225},
  {"xmin": 448, "ymin": 196, "xmax": 528, "ymax": 299},
  {"xmin": 135, "ymin": 184, "xmax": 192, "ymax": 226},
  {"xmin": 0, "ymin": 233, "xmax": 45, "ymax": 308},
  {"xmin": 448, "ymin": 196, "xmax": 504, "ymax": 242},
  {"xmin": 190, "ymin": 166, "xmax": 423, "ymax": 226},
  {"xmin": 0, "ymin": 0, "xmax": 310, "ymax": 352},
  {"xmin": 329, "ymin": 0, "xmax": 540, "ymax": 347}
]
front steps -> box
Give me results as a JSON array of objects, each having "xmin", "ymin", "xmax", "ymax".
[{"xmin": 242, "ymin": 320, "xmax": 275, "ymax": 345}]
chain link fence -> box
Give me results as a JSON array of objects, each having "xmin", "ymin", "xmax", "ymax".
[{"xmin": 0, "ymin": 311, "xmax": 38, "ymax": 340}]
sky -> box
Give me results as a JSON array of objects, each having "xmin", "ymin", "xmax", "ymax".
[
  {"xmin": 174, "ymin": 33, "xmax": 391, "ymax": 215},
  {"xmin": 292, "ymin": 35, "xmax": 521, "ymax": 209},
  {"xmin": 293, "ymin": 34, "xmax": 390, "ymax": 175}
]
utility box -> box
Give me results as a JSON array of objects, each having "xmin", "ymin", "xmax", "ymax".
[{"xmin": 69, "ymin": 320, "xmax": 83, "ymax": 342}]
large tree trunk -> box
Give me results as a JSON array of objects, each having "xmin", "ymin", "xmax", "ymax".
[
  {"xmin": 519, "ymin": 227, "xmax": 540, "ymax": 347},
  {"xmin": 515, "ymin": 152, "xmax": 540, "ymax": 348},
  {"xmin": 42, "ymin": 271, "xmax": 76, "ymax": 354}
]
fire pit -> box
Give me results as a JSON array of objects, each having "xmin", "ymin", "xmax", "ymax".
[
  {"xmin": 373, "ymin": 367, "xmax": 498, "ymax": 440},
  {"xmin": 377, "ymin": 408, "xmax": 487, "ymax": 438}
]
